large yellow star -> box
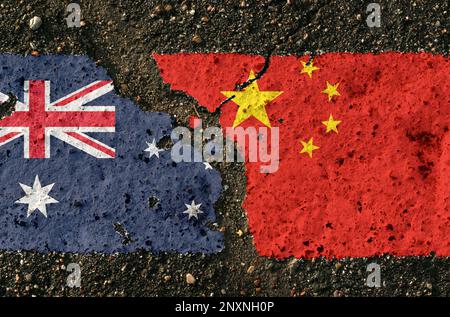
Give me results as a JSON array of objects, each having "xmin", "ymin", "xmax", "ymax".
[
  {"xmin": 300, "ymin": 137, "xmax": 319, "ymax": 158},
  {"xmin": 221, "ymin": 70, "xmax": 283, "ymax": 128},
  {"xmin": 322, "ymin": 114, "xmax": 341, "ymax": 133},
  {"xmin": 300, "ymin": 61, "xmax": 319, "ymax": 78},
  {"xmin": 322, "ymin": 81, "xmax": 340, "ymax": 101}
]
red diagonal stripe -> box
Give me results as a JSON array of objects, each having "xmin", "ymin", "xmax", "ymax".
[
  {"xmin": 0, "ymin": 131, "xmax": 21, "ymax": 144},
  {"xmin": 65, "ymin": 131, "xmax": 115, "ymax": 157},
  {"xmin": 52, "ymin": 80, "xmax": 112, "ymax": 107}
]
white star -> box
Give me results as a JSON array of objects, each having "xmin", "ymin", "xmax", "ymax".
[
  {"xmin": 183, "ymin": 200, "xmax": 204, "ymax": 220},
  {"xmin": 15, "ymin": 175, "xmax": 58, "ymax": 218},
  {"xmin": 144, "ymin": 139, "xmax": 164, "ymax": 158},
  {"xmin": 203, "ymin": 162, "xmax": 213, "ymax": 170}
]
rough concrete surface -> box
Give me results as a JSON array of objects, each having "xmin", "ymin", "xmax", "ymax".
[
  {"xmin": 0, "ymin": 0, "xmax": 448, "ymax": 296},
  {"xmin": 155, "ymin": 52, "xmax": 449, "ymax": 259}
]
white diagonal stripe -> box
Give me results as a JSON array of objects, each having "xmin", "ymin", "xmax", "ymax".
[
  {"xmin": 48, "ymin": 80, "xmax": 114, "ymax": 111},
  {"xmin": 51, "ymin": 129, "xmax": 115, "ymax": 158},
  {"xmin": 0, "ymin": 128, "xmax": 24, "ymax": 146}
]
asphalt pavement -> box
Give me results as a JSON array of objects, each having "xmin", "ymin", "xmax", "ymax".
[{"xmin": 0, "ymin": 0, "xmax": 448, "ymax": 296}]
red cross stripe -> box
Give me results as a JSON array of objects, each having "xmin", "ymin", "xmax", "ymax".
[{"xmin": 0, "ymin": 80, "xmax": 116, "ymax": 159}]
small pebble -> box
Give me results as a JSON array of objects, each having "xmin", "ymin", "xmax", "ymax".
[
  {"xmin": 287, "ymin": 258, "xmax": 299, "ymax": 271},
  {"xmin": 333, "ymin": 290, "xmax": 343, "ymax": 297},
  {"xmin": 164, "ymin": 4, "xmax": 173, "ymax": 12},
  {"xmin": 29, "ymin": 16, "xmax": 42, "ymax": 31},
  {"xmin": 25, "ymin": 273, "xmax": 32, "ymax": 282},
  {"xmin": 186, "ymin": 273, "xmax": 196, "ymax": 285},
  {"xmin": 192, "ymin": 34, "xmax": 202, "ymax": 44}
]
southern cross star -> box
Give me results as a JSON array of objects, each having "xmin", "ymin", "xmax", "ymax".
[
  {"xmin": 144, "ymin": 139, "xmax": 164, "ymax": 158},
  {"xmin": 183, "ymin": 200, "xmax": 204, "ymax": 220},
  {"xmin": 15, "ymin": 175, "xmax": 58, "ymax": 218},
  {"xmin": 203, "ymin": 162, "xmax": 213, "ymax": 170}
]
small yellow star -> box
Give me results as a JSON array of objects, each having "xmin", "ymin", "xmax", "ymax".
[
  {"xmin": 300, "ymin": 137, "xmax": 319, "ymax": 158},
  {"xmin": 322, "ymin": 81, "xmax": 340, "ymax": 101},
  {"xmin": 300, "ymin": 61, "xmax": 319, "ymax": 78},
  {"xmin": 221, "ymin": 70, "xmax": 283, "ymax": 128},
  {"xmin": 322, "ymin": 114, "xmax": 341, "ymax": 134}
]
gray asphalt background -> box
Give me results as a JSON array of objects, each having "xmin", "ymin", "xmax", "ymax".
[{"xmin": 0, "ymin": 0, "xmax": 448, "ymax": 297}]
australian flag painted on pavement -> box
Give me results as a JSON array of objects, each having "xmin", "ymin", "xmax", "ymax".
[{"xmin": 0, "ymin": 55, "xmax": 223, "ymax": 254}]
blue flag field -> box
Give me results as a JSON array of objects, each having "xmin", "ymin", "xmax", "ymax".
[{"xmin": 0, "ymin": 55, "xmax": 223, "ymax": 254}]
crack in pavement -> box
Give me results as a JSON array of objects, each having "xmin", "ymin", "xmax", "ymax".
[
  {"xmin": 214, "ymin": 1, "xmax": 327, "ymax": 113},
  {"xmin": 113, "ymin": 222, "xmax": 134, "ymax": 246}
]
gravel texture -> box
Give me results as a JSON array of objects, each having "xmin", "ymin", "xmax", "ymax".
[{"xmin": 0, "ymin": 0, "xmax": 448, "ymax": 297}]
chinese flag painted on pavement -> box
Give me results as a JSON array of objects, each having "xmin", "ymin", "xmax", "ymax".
[{"xmin": 154, "ymin": 53, "xmax": 449, "ymax": 259}]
